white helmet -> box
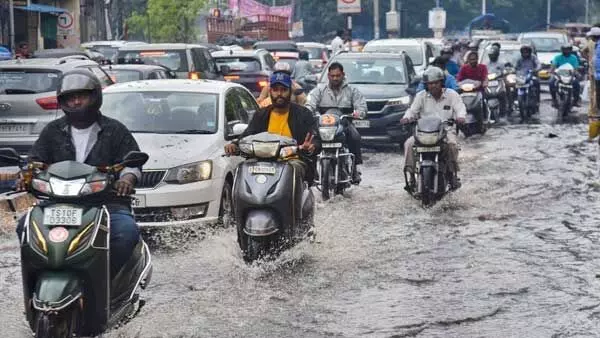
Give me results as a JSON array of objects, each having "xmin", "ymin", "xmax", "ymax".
[{"xmin": 422, "ymin": 66, "xmax": 445, "ymax": 84}]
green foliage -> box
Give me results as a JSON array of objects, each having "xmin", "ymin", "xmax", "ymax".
[{"xmin": 127, "ymin": 0, "xmax": 208, "ymax": 43}]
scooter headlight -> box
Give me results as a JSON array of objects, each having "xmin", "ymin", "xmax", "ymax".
[
  {"xmin": 415, "ymin": 131, "xmax": 440, "ymax": 145},
  {"xmin": 31, "ymin": 178, "xmax": 52, "ymax": 195},
  {"xmin": 487, "ymin": 73, "xmax": 497, "ymax": 80},
  {"xmin": 461, "ymin": 83, "xmax": 475, "ymax": 92},
  {"xmin": 252, "ymin": 142, "xmax": 281, "ymax": 158},
  {"xmin": 506, "ymin": 74, "xmax": 517, "ymax": 84},
  {"xmin": 49, "ymin": 177, "xmax": 86, "ymax": 197},
  {"xmin": 80, "ymin": 180, "xmax": 108, "ymax": 195},
  {"xmin": 319, "ymin": 127, "xmax": 337, "ymax": 141}
]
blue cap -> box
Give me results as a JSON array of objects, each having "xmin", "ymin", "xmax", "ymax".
[{"xmin": 270, "ymin": 72, "xmax": 292, "ymax": 88}]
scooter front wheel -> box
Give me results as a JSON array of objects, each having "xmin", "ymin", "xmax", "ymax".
[
  {"xmin": 320, "ymin": 159, "xmax": 334, "ymax": 201},
  {"xmin": 35, "ymin": 308, "xmax": 80, "ymax": 338},
  {"xmin": 245, "ymin": 236, "xmax": 270, "ymax": 262}
]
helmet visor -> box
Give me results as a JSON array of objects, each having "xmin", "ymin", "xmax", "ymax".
[{"xmin": 60, "ymin": 73, "xmax": 97, "ymax": 93}]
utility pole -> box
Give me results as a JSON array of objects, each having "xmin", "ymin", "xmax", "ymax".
[
  {"xmin": 481, "ymin": 0, "xmax": 486, "ymax": 15},
  {"xmin": 546, "ymin": 0, "xmax": 551, "ymax": 29},
  {"xmin": 9, "ymin": 0, "xmax": 14, "ymax": 54},
  {"xmin": 374, "ymin": 0, "xmax": 380, "ymax": 39},
  {"xmin": 386, "ymin": 0, "xmax": 400, "ymax": 38},
  {"xmin": 586, "ymin": 0, "xmax": 590, "ymax": 25}
]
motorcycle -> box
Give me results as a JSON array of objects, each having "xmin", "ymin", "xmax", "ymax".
[
  {"xmin": 516, "ymin": 69, "xmax": 539, "ymax": 123},
  {"xmin": 404, "ymin": 117, "xmax": 456, "ymax": 207},
  {"xmin": 457, "ymin": 79, "xmax": 488, "ymax": 137},
  {"xmin": 486, "ymin": 71, "xmax": 507, "ymax": 122},
  {"xmin": 554, "ymin": 63, "xmax": 576, "ymax": 123},
  {"xmin": 232, "ymin": 132, "xmax": 315, "ymax": 262},
  {"xmin": 503, "ymin": 64, "xmax": 518, "ymax": 117},
  {"xmin": 0, "ymin": 148, "xmax": 152, "ymax": 337},
  {"xmin": 315, "ymin": 107, "xmax": 357, "ymax": 200}
]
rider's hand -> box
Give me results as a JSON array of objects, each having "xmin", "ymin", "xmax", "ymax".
[
  {"xmin": 456, "ymin": 117, "xmax": 466, "ymax": 125},
  {"xmin": 299, "ymin": 133, "xmax": 316, "ymax": 154},
  {"xmin": 352, "ymin": 111, "xmax": 362, "ymax": 119},
  {"xmin": 224, "ymin": 143, "xmax": 239, "ymax": 155},
  {"xmin": 400, "ymin": 117, "xmax": 411, "ymax": 124},
  {"xmin": 115, "ymin": 174, "xmax": 136, "ymax": 197},
  {"xmin": 14, "ymin": 177, "xmax": 27, "ymax": 192}
]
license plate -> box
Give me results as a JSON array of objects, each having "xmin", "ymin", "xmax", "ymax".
[
  {"xmin": 0, "ymin": 123, "xmax": 29, "ymax": 134},
  {"xmin": 353, "ymin": 120, "xmax": 370, "ymax": 128},
  {"xmin": 322, "ymin": 143, "xmax": 342, "ymax": 148},
  {"xmin": 249, "ymin": 166, "xmax": 276, "ymax": 175},
  {"xmin": 415, "ymin": 146, "xmax": 441, "ymax": 152},
  {"xmin": 131, "ymin": 194, "xmax": 146, "ymax": 208},
  {"xmin": 488, "ymin": 80, "xmax": 499, "ymax": 86},
  {"xmin": 43, "ymin": 207, "xmax": 83, "ymax": 226}
]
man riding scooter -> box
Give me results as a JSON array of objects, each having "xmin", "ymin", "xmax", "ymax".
[
  {"xmin": 306, "ymin": 62, "xmax": 367, "ymax": 184},
  {"xmin": 550, "ymin": 43, "xmax": 582, "ymax": 108},
  {"xmin": 441, "ymin": 46, "xmax": 460, "ymax": 76},
  {"xmin": 515, "ymin": 44, "xmax": 542, "ymax": 106},
  {"xmin": 484, "ymin": 46, "xmax": 508, "ymax": 117},
  {"xmin": 400, "ymin": 67, "xmax": 466, "ymax": 190}
]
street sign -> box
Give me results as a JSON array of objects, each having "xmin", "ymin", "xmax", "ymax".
[
  {"xmin": 428, "ymin": 8, "xmax": 446, "ymax": 30},
  {"xmin": 57, "ymin": 12, "xmax": 74, "ymax": 35},
  {"xmin": 337, "ymin": 0, "xmax": 361, "ymax": 14}
]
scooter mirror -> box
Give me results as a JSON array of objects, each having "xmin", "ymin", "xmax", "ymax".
[
  {"xmin": 121, "ymin": 151, "xmax": 149, "ymax": 168},
  {"xmin": 0, "ymin": 147, "xmax": 21, "ymax": 166},
  {"xmin": 428, "ymin": 56, "xmax": 435, "ymax": 64},
  {"xmin": 305, "ymin": 74, "xmax": 318, "ymax": 85},
  {"xmin": 231, "ymin": 123, "xmax": 248, "ymax": 137}
]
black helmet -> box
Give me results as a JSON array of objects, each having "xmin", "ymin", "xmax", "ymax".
[
  {"xmin": 520, "ymin": 44, "xmax": 533, "ymax": 54},
  {"xmin": 57, "ymin": 69, "xmax": 102, "ymax": 116},
  {"xmin": 441, "ymin": 45, "xmax": 453, "ymax": 55},
  {"xmin": 491, "ymin": 42, "xmax": 501, "ymax": 50},
  {"xmin": 299, "ymin": 50, "xmax": 309, "ymax": 60}
]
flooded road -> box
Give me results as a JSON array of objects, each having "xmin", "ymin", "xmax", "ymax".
[{"xmin": 2, "ymin": 98, "xmax": 600, "ymax": 337}]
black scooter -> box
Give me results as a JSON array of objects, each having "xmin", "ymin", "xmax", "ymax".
[
  {"xmin": 0, "ymin": 148, "xmax": 152, "ymax": 337},
  {"xmin": 232, "ymin": 132, "xmax": 315, "ymax": 262},
  {"xmin": 457, "ymin": 79, "xmax": 487, "ymax": 137}
]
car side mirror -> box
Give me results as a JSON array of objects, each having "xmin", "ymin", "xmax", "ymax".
[
  {"xmin": 0, "ymin": 148, "xmax": 21, "ymax": 166},
  {"xmin": 121, "ymin": 151, "xmax": 149, "ymax": 168},
  {"xmin": 220, "ymin": 65, "xmax": 231, "ymax": 75}
]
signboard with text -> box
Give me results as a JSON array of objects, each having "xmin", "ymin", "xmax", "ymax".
[{"xmin": 337, "ymin": 0, "xmax": 361, "ymax": 14}]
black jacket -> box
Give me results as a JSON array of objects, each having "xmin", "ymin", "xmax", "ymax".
[
  {"xmin": 238, "ymin": 103, "xmax": 321, "ymax": 180},
  {"xmin": 29, "ymin": 114, "xmax": 140, "ymax": 207}
]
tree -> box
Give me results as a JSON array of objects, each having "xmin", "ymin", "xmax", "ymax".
[{"xmin": 127, "ymin": 0, "xmax": 208, "ymax": 43}]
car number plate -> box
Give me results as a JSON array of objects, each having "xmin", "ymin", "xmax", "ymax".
[
  {"xmin": 249, "ymin": 166, "xmax": 276, "ymax": 175},
  {"xmin": 43, "ymin": 207, "xmax": 83, "ymax": 226},
  {"xmin": 0, "ymin": 123, "xmax": 29, "ymax": 134},
  {"xmin": 322, "ymin": 143, "xmax": 342, "ymax": 148},
  {"xmin": 416, "ymin": 146, "xmax": 441, "ymax": 153},
  {"xmin": 488, "ymin": 80, "xmax": 499, "ymax": 86},
  {"xmin": 353, "ymin": 120, "xmax": 370, "ymax": 128},
  {"xmin": 131, "ymin": 194, "xmax": 146, "ymax": 208}
]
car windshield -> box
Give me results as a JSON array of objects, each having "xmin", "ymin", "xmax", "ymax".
[
  {"xmin": 363, "ymin": 44, "xmax": 423, "ymax": 65},
  {"xmin": 301, "ymin": 47, "xmax": 325, "ymax": 60},
  {"xmin": 522, "ymin": 37, "xmax": 562, "ymax": 52},
  {"xmin": 214, "ymin": 57, "xmax": 262, "ymax": 72},
  {"xmin": 106, "ymin": 70, "xmax": 143, "ymax": 83},
  {"xmin": 481, "ymin": 49, "xmax": 522, "ymax": 67},
  {"xmin": 0, "ymin": 70, "xmax": 60, "ymax": 94},
  {"xmin": 322, "ymin": 58, "xmax": 408, "ymax": 84},
  {"xmin": 117, "ymin": 50, "xmax": 187, "ymax": 72},
  {"xmin": 102, "ymin": 91, "xmax": 218, "ymax": 134}
]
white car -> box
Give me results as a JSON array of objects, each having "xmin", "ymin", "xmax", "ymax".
[
  {"xmin": 363, "ymin": 38, "xmax": 436, "ymax": 75},
  {"xmin": 102, "ymin": 79, "xmax": 258, "ymax": 226}
]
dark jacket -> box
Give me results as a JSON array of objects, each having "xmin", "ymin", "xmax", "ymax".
[
  {"xmin": 238, "ymin": 103, "xmax": 321, "ymax": 181},
  {"xmin": 29, "ymin": 114, "xmax": 140, "ymax": 207}
]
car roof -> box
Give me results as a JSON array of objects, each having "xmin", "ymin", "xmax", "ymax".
[
  {"xmin": 297, "ymin": 42, "xmax": 327, "ymax": 48},
  {"xmin": 520, "ymin": 31, "xmax": 566, "ymax": 38},
  {"xmin": 0, "ymin": 58, "xmax": 98, "ymax": 69},
  {"xmin": 253, "ymin": 41, "xmax": 298, "ymax": 50},
  {"xmin": 102, "ymin": 64, "xmax": 168, "ymax": 71},
  {"xmin": 333, "ymin": 52, "xmax": 406, "ymax": 59},
  {"xmin": 118, "ymin": 43, "xmax": 208, "ymax": 51},
  {"xmin": 211, "ymin": 50, "xmax": 264, "ymax": 58},
  {"xmin": 32, "ymin": 48, "xmax": 92, "ymax": 58},
  {"xmin": 103, "ymin": 79, "xmax": 242, "ymax": 94},
  {"xmin": 82, "ymin": 40, "xmax": 147, "ymax": 47},
  {"xmin": 365, "ymin": 39, "xmax": 421, "ymax": 46}
]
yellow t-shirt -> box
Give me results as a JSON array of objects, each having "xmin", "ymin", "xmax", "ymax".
[{"xmin": 267, "ymin": 111, "xmax": 292, "ymax": 138}]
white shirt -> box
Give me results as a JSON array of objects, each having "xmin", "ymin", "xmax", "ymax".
[
  {"xmin": 331, "ymin": 36, "xmax": 344, "ymax": 55},
  {"xmin": 404, "ymin": 88, "xmax": 467, "ymax": 122}
]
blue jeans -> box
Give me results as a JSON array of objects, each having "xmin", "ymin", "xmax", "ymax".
[
  {"xmin": 550, "ymin": 76, "xmax": 580, "ymax": 102},
  {"xmin": 16, "ymin": 208, "xmax": 140, "ymax": 277}
]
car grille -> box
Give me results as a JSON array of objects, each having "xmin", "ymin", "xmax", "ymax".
[
  {"xmin": 137, "ymin": 170, "xmax": 166, "ymax": 189},
  {"xmin": 367, "ymin": 100, "xmax": 388, "ymax": 112},
  {"xmin": 134, "ymin": 207, "xmax": 174, "ymax": 223}
]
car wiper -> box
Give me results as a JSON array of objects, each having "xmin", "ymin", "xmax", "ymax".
[
  {"xmin": 2, "ymin": 88, "xmax": 38, "ymax": 94},
  {"xmin": 378, "ymin": 82, "xmax": 406, "ymax": 85},
  {"xmin": 173, "ymin": 129, "xmax": 214, "ymax": 134},
  {"xmin": 348, "ymin": 81, "xmax": 376, "ymax": 84}
]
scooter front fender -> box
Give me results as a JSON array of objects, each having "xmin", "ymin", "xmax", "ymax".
[
  {"xmin": 33, "ymin": 271, "xmax": 82, "ymax": 312},
  {"xmin": 244, "ymin": 209, "xmax": 280, "ymax": 237}
]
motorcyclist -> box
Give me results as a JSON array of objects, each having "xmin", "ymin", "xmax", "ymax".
[
  {"xmin": 224, "ymin": 71, "xmax": 321, "ymax": 182},
  {"xmin": 514, "ymin": 43, "xmax": 541, "ymax": 105},
  {"xmin": 14, "ymin": 69, "xmax": 142, "ymax": 277},
  {"xmin": 257, "ymin": 62, "xmax": 307, "ymax": 107},
  {"xmin": 292, "ymin": 50, "xmax": 314, "ymax": 90},
  {"xmin": 400, "ymin": 67, "xmax": 467, "ymax": 190},
  {"xmin": 457, "ymin": 50, "xmax": 489, "ymax": 87},
  {"xmin": 417, "ymin": 57, "xmax": 459, "ymax": 92},
  {"xmin": 440, "ymin": 46, "xmax": 460, "ymax": 76},
  {"xmin": 306, "ymin": 62, "xmax": 367, "ymax": 184},
  {"xmin": 485, "ymin": 46, "xmax": 505, "ymax": 74},
  {"xmin": 550, "ymin": 43, "xmax": 581, "ymax": 107}
]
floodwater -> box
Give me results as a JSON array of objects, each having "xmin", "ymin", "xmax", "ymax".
[{"xmin": 2, "ymin": 97, "xmax": 600, "ymax": 337}]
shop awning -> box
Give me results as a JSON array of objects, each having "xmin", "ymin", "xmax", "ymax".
[{"xmin": 15, "ymin": 4, "xmax": 67, "ymax": 14}]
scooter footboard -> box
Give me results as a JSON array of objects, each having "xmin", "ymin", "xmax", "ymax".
[
  {"xmin": 244, "ymin": 209, "xmax": 280, "ymax": 237},
  {"xmin": 33, "ymin": 271, "xmax": 82, "ymax": 311}
]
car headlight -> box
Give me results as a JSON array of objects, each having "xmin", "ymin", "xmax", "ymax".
[
  {"xmin": 80, "ymin": 180, "xmax": 108, "ymax": 196},
  {"xmin": 31, "ymin": 178, "xmax": 52, "ymax": 195},
  {"xmin": 461, "ymin": 83, "xmax": 475, "ymax": 92},
  {"xmin": 415, "ymin": 131, "xmax": 440, "ymax": 145},
  {"xmin": 319, "ymin": 127, "xmax": 337, "ymax": 141},
  {"xmin": 164, "ymin": 161, "xmax": 212, "ymax": 184},
  {"xmin": 252, "ymin": 142, "xmax": 280, "ymax": 158},
  {"xmin": 49, "ymin": 177, "xmax": 86, "ymax": 197},
  {"xmin": 506, "ymin": 74, "xmax": 517, "ymax": 84},
  {"xmin": 387, "ymin": 96, "xmax": 411, "ymax": 106}
]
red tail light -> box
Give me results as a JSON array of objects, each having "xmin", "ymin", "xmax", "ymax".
[{"xmin": 36, "ymin": 96, "xmax": 59, "ymax": 110}]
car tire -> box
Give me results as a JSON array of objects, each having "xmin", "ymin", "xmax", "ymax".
[{"xmin": 218, "ymin": 180, "xmax": 234, "ymax": 228}]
